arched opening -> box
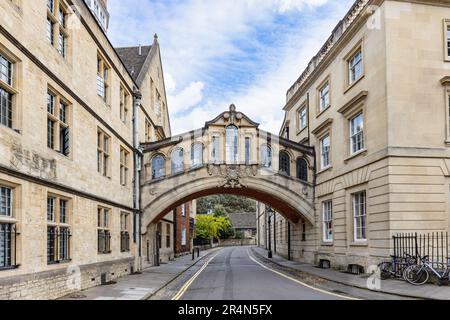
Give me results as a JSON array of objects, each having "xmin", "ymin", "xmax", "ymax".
[
  {"xmin": 171, "ymin": 148, "xmax": 184, "ymax": 174},
  {"xmin": 191, "ymin": 143, "xmax": 203, "ymax": 168},
  {"xmin": 279, "ymin": 151, "xmax": 290, "ymax": 176},
  {"xmin": 226, "ymin": 125, "xmax": 238, "ymax": 163},
  {"xmin": 260, "ymin": 145, "xmax": 272, "ymax": 168},
  {"xmin": 296, "ymin": 158, "xmax": 308, "ymax": 182},
  {"xmin": 151, "ymin": 154, "xmax": 165, "ymax": 180}
]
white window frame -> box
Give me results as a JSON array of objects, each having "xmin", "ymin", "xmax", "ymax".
[
  {"xmin": 348, "ymin": 48, "xmax": 363, "ymax": 85},
  {"xmin": 319, "ymin": 81, "xmax": 330, "ymax": 112},
  {"xmin": 320, "ymin": 135, "xmax": 331, "ymax": 169},
  {"xmin": 352, "ymin": 191, "xmax": 367, "ymax": 242},
  {"xmin": 322, "ymin": 200, "xmax": 333, "ymax": 242},
  {"xmin": 298, "ymin": 106, "xmax": 307, "ymax": 131},
  {"xmin": 349, "ymin": 113, "xmax": 364, "ymax": 154},
  {"xmin": 0, "ymin": 186, "xmax": 13, "ymax": 217}
]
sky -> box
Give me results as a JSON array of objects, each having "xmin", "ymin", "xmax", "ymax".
[{"xmin": 107, "ymin": 0, "xmax": 355, "ymax": 135}]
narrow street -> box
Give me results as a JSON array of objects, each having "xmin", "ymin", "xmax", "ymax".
[{"xmin": 149, "ymin": 246, "xmax": 409, "ymax": 301}]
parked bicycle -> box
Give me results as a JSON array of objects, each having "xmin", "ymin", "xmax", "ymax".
[
  {"xmin": 378, "ymin": 253, "xmax": 417, "ymax": 280},
  {"xmin": 403, "ymin": 255, "xmax": 450, "ymax": 286}
]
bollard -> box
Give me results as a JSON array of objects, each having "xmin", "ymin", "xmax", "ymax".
[
  {"xmin": 197, "ymin": 248, "xmax": 200, "ymax": 258},
  {"xmin": 192, "ymin": 249, "xmax": 195, "ymax": 260}
]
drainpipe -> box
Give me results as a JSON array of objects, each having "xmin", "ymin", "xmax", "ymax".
[
  {"xmin": 132, "ymin": 89, "xmax": 142, "ymax": 270},
  {"xmin": 288, "ymin": 222, "xmax": 291, "ymax": 261},
  {"xmin": 273, "ymin": 211, "xmax": 276, "ymax": 253}
]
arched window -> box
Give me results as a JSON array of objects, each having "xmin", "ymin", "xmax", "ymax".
[
  {"xmin": 171, "ymin": 148, "xmax": 184, "ymax": 174},
  {"xmin": 260, "ymin": 145, "xmax": 272, "ymax": 168},
  {"xmin": 226, "ymin": 125, "xmax": 239, "ymax": 163},
  {"xmin": 297, "ymin": 158, "xmax": 308, "ymax": 182},
  {"xmin": 151, "ymin": 155, "xmax": 165, "ymax": 180},
  {"xmin": 191, "ymin": 143, "xmax": 203, "ymax": 168},
  {"xmin": 279, "ymin": 151, "xmax": 290, "ymax": 176}
]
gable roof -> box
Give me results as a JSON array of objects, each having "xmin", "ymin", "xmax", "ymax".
[
  {"xmin": 228, "ymin": 213, "xmax": 257, "ymax": 229},
  {"xmin": 115, "ymin": 45, "xmax": 152, "ymax": 82}
]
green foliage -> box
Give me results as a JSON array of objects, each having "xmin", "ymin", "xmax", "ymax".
[
  {"xmin": 195, "ymin": 214, "xmax": 232, "ymax": 240},
  {"xmin": 197, "ymin": 195, "xmax": 256, "ymax": 215},
  {"xmin": 234, "ymin": 231, "xmax": 245, "ymax": 240}
]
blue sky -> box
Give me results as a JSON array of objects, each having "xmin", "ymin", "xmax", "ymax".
[{"xmin": 108, "ymin": 0, "xmax": 355, "ymax": 135}]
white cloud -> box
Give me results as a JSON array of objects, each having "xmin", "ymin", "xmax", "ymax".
[
  {"xmin": 272, "ymin": 0, "xmax": 329, "ymax": 12},
  {"xmin": 108, "ymin": 0, "xmax": 354, "ymax": 135},
  {"xmin": 168, "ymin": 81, "xmax": 205, "ymax": 114}
]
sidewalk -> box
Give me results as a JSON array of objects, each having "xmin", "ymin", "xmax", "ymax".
[
  {"xmin": 61, "ymin": 248, "xmax": 218, "ymax": 300},
  {"xmin": 251, "ymin": 247, "xmax": 450, "ymax": 300}
]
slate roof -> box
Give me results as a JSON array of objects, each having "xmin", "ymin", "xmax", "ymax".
[
  {"xmin": 228, "ymin": 213, "xmax": 257, "ymax": 230},
  {"xmin": 115, "ymin": 45, "xmax": 152, "ymax": 81}
]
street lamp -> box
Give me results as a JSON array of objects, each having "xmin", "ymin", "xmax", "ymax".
[{"xmin": 267, "ymin": 207, "xmax": 273, "ymax": 259}]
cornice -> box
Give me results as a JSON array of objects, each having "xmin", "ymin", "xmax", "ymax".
[
  {"xmin": 338, "ymin": 91, "xmax": 369, "ymax": 114},
  {"xmin": 441, "ymin": 76, "xmax": 450, "ymax": 86},
  {"xmin": 311, "ymin": 118, "xmax": 334, "ymax": 136}
]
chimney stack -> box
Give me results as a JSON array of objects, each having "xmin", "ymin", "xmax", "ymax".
[{"xmin": 138, "ymin": 44, "xmax": 142, "ymax": 56}]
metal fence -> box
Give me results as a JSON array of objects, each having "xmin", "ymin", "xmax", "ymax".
[{"xmin": 393, "ymin": 232, "xmax": 449, "ymax": 268}]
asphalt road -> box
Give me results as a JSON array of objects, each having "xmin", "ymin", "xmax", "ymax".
[{"xmin": 178, "ymin": 246, "xmax": 347, "ymax": 300}]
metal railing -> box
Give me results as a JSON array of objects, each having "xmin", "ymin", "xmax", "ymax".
[
  {"xmin": 0, "ymin": 223, "xmax": 18, "ymax": 270},
  {"xmin": 393, "ymin": 232, "xmax": 449, "ymax": 268}
]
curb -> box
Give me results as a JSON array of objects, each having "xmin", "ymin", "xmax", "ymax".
[
  {"xmin": 142, "ymin": 247, "xmax": 222, "ymax": 300},
  {"xmin": 250, "ymin": 247, "xmax": 432, "ymax": 300}
]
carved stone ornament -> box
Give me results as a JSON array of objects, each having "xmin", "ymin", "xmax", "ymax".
[{"xmin": 207, "ymin": 164, "xmax": 258, "ymax": 189}]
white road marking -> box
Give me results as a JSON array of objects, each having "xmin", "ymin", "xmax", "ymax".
[
  {"xmin": 172, "ymin": 251, "xmax": 221, "ymax": 300},
  {"xmin": 247, "ymin": 250, "xmax": 360, "ymax": 300}
]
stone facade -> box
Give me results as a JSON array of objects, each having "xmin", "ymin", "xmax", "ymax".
[
  {"xmin": 0, "ymin": 0, "xmax": 170, "ymax": 299},
  {"xmin": 272, "ymin": 0, "xmax": 450, "ymax": 271},
  {"xmin": 173, "ymin": 201, "xmax": 195, "ymax": 256}
]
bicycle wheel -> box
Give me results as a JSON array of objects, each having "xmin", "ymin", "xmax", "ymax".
[
  {"xmin": 403, "ymin": 265, "xmax": 429, "ymax": 286},
  {"xmin": 378, "ymin": 262, "xmax": 393, "ymax": 280}
]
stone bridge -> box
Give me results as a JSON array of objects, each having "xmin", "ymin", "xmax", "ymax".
[{"xmin": 140, "ymin": 105, "xmax": 316, "ymax": 246}]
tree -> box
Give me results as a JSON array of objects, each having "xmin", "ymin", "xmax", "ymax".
[
  {"xmin": 197, "ymin": 195, "xmax": 256, "ymax": 215},
  {"xmin": 195, "ymin": 215, "xmax": 232, "ymax": 240}
]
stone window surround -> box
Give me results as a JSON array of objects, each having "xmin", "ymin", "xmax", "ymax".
[
  {"xmin": 444, "ymin": 19, "xmax": 450, "ymax": 62},
  {"xmin": 0, "ymin": 179, "xmax": 21, "ymax": 270},
  {"xmin": 97, "ymin": 206, "xmax": 111, "ymax": 254},
  {"xmin": 46, "ymin": 192, "xmax": 71, "ymax": 265},
  {"xmin": 47, "ymin": 86, "xmax": 71, "ymax": 158},
  {"xmin": 46, "ymin": 0, "xmax": 70, "ymax": 59},
  {"xmin": 144, "ymin": 118, "xmax": 153, "ymax": 143},
  {"xmin": 119, "ymin": 84, "xmax": 130, "ymax": 126},
  {"xmin": 97, "ymin": 127, "xmax": 111, "ymax": 178},
  {"xmin": 96, "ymin": 52, "xmax": 110, "ymax": 105},
  {"xmin": 119, "ymin": 146, "xmax": 130, "ymax": 186},
  {"xmin": 316, "ymin": 75, "xmax": 331, "ymax": 116},
  {"xmin": 346, "ymin": 184, "xmax": 369, "ymax": 247},
  {"xmin": 296, "ymin": 102, "xmax": 308, "ymax": 135},
  {"xmin": 120, "ymin": 211, "xmax": 130, "ymax": 253},
  {"xmin": 0, "ymin": 46, "xmax": 20, "ymax": 132},
  {"xmin": 338, "ymin": 90, "xmax": 368, "ymax": 162},
  {"xmin": 343, "ymin": 39, "xmax": 365, "ymax": 94},
  {"xmin": 311, "ymin": 118, "xmax": 333, "ymax": 173},
  {"xmin": 321, "ymin": 198, "xmax": 333, "ymax": 245}
]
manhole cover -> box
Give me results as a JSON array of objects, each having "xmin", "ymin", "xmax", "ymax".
[{"xmin": 68, "ymin": 293, "xmax": 87, "ymax": 299}]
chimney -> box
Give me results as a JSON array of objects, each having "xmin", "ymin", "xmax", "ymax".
[{"xmin": 138, "ymin": 44, "xmax": 142, "ymax": 56}]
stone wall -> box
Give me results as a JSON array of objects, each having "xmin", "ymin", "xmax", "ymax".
[{"xmin": 0, "ymin": 258, "xmax": 133, "ymax": 300}]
